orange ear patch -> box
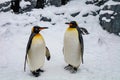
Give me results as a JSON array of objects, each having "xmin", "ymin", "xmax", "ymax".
[
  {"xmin": 69, "ymin": 23, "xmax": 73, "ymax": 27},
  {"xmin": 32, "ymin": 27, "xmax": 34, "ymax": 32}
]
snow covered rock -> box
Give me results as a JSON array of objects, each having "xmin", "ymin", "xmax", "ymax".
[
  {"xmin": 85, "ymin": 0, "xmax": 120, "ymax": 35},
  {"xmin": 48, "ymin": 0, "xmax": 69, "ymax": 7},
  {"xmin": 40, "ymin": 16, "xmax": 52, "ymax": 22},
  {"xmin": 86, "ymin": 0, "xmax": 109, "ymax": 6},
  {"xmin": 99, "ymin": 2, "xmax": 120, "ymax": 35},
  {"xmin": 20, "ymin": 0, "xmax": 31, "ymax": 9},
  {"xmin": 49, "ymin": 0, "xmax": 61, "ymax": 7},
  {"xmin": 113, "ymin": 0, "xmax": 120, "ymax": 2},
  {"xmin": 0, "ymin": 1, "xmax": 11, "ymax": 12}
]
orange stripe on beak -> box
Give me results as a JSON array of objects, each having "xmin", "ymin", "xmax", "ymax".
[
  {"xmin": 65, "ymin": 22, "xmax": 73, "ymax": 26},
  {"xmin": 69, "ymin": 23, "xmax": 73, "ymax": 26},
  {"xmin": 39, "ymin": 27, "xmax": 48, "ymax": 30}
]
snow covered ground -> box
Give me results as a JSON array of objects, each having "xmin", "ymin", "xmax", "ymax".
[{"xmin": 0, "ymin": 0, "xmax": 120, "ymax": 80}]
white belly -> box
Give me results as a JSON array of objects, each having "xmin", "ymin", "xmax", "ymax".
[
  {"xmin": 27, "ymin": 37, "xmax": 46, "ymax": 71},
  {"xmin": 64, "ymin": 28, "xmax": 81, "ymax": 67}
]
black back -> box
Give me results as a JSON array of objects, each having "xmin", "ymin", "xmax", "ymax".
[
  {"xmin": 24, "ymin": 32, "xmax": 36, "ymax": 71},
  {"xmin": 26, "ymin": 33, "xmax": 36, "ymax": 53},
  {"xmin": 76, "ymin": 27, "xmax": 84, "ymax": 64}
]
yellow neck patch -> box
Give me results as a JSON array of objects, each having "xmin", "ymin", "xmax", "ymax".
[
  {"xmin": 34, "ymin": 33, "xmax": 43, "ymax": 40},
  {"xmin": 67, "ymin": 27, "xmax": 76, "ymax": 31}
]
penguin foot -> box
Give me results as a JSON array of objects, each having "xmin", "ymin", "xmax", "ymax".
[
  {"xmin": 70, "ymin": 67, "xmax": 78, "ymax": 73},
  {"xmin": 64, "ymin": 64, "xmax": 73, "ymax": 70},
  {"xmin": 36, "ymin": 69, "xmax": 44, "ymax": 73},
  {"xmin": 32, "ymin": 71, "xmax": 40, "ymax": 77}
]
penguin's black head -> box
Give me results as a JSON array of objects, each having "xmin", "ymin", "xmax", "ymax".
[
  {"xmin": 65, "ymin": 21, "xmax": 78, "ymax": 28},
  {"xmin": 32, "ymin": 26, "xmax": 48, "ymax": 33}
]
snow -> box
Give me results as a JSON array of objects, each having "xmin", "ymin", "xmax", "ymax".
[
  {"xmin": 99, "ymin": 10, "xmax": 114, "ymax": 15},
  {"xmin": 100, "ymin": 0, "xmax": 120, "ymax": 9},
  {"xmin": 0, "ymin": 0, "xmax": 120, "ymax": 80},
  {"xmin": 20, "ymin": 0, "xmax": 31, "ymax": 9},
  {"xmin": 102, "ymin": 17, "xmax": 111, "ymax": 22},
  {"xmin": 104, "ymin": 0, "xmax": 120, "ymax": 6},
  {"xmin": 111, "ymin": 16, "xmax": 115, "ymax": 19},
  {"xmin": 0, "ymin": 0, "xmax": 11, "ymax": 3}
]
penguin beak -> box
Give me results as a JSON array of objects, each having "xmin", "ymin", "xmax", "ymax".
[
  {"xmin": 39, "ymin": 27, "xmax": 48, "ymax": 30},
  {"xmin": 65, "ymin": 22, "xmax": 73, "ymax": 27},
  {"xmin": 65, "ymin": 22, "xmax": 70, "ymax": 24}
]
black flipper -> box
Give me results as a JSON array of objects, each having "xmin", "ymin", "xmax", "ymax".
[
  {"xmin": 80, "ymin": 28, "xmax": 89, "ymax": 35},
  {"xmin": 46, "ymin": 47, "xmax": 51, "ymax": 61},
  {"xmin": 24, "ymin": 33, "xmax": 36, "ymax": 72},
  {"xmin": 76, "ymin": 27, "xmax": 84, "ymax": 64}
]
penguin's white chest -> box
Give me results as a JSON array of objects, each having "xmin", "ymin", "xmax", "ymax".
[
  {"xmin": 27, "ymin": 34, "xmax": 46, "ymax": 71},
  {"xmin": 64, "ymin": 28, "xmax": 81, "ymax": 67}
]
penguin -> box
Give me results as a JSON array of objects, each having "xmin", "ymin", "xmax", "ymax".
[
  {"xmin": 24, "ymin": 26, "xmax": 51, "ymax": 77},
  {"xmin": 63, "ymin": 21, "xmax": 89, "ymax": 73}
]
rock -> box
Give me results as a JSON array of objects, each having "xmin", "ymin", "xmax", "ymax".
[
  {"xmin": 51, "ymin": 23, "xmax": 56, "ymax": 25},
  {"xmin": 35, "ymin": 0, "xmax": 45, "ymax": 9},
  {"xmin": 85, "ymin": 0, "xmax": 94, "ymax": 5},
  {"xmin": 95, "ymin": 0, "xmax": 109, "ymax": 6},
  {"xmin": 102, "ymin": 5, "xmax": 120, "ymax": 12},
  {"xmin": 99, "ymin": 4, "xmax": 120, "ymax": 35},
  {"xmin": 40, "ymin": 17, "xmax": 52, "ymax": 22},
  {"xmin": 49, "ymin": 0, "xmax": 61, "ymax": 7},
  {"xmin": 20, "ymin": 0, "xmax": 36, "ymax": 13},
  {"xmin": 112, "ymin": 0, "xmax": 120, "ymax": 2},
  {"xmin": 0, "ymin": 0, "xmax": 35, "ymax": 13},
  {"xmin": 82, "ymin": 13, "xmax": 89, "ymax": 17},
  {"xmin": 11, "ymin": 0, "xmax": 21, "ymax": 13},
  {"xmin": 0, "ymin": 1, "xmax": 11, "ymax": 12},
  {"xmin": 82, "ymin": 11, "xmax": 98, "ymax": 17},
  {"xmin": 71, "ymin": 12, "xmax": 80, "ymax": 17},
  {"xmin": 48, "ymin": 0, "xmax": 69, "ymax": 6},
  {"xmin": 61, "ymin": 0, "xmax": 69, "ymax": 5},
  {"xmin": 55, "ymin": 13, "xmax": 64, "ymax": 15},
  {"xmin": 86, "ymin": 0, "xmax": 109, "ymax": 6},
  {"xmin": 111, "ymin": 13, "xmax": 120, "ymax": 35},
  {"xmin": 99, "ymin": 13, "xmax": 113, "ymax": 32}
]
